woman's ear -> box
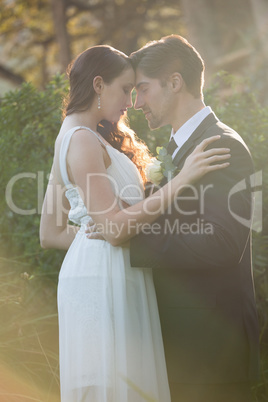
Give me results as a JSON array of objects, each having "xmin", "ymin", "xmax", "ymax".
[
  {"xmin": 93, "ymin": 76, "xmax": 104, "ymax": 94},
  {"xmin": 169, "ymin": 72, "xmax": 183, "ymax": 93}
]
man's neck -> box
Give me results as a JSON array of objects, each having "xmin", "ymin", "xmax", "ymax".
[{"xmin": 171, "ymin": 98, "xmax": 206, "ymax": 133}]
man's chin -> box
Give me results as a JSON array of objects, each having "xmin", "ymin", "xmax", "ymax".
[
  {"xmin": 146, "ymin": 117, "xmax": 158, "ymax": 130},
  {"xmin": 148, "ymin": 121, "xmax": 160, "ymax": 130}
]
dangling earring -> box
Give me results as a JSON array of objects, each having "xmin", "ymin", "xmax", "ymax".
[{"xmin": 98, "ymin": 95, "xmax": 101, "ymax": 110}]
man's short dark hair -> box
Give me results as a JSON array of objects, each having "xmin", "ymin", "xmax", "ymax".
[{"xmin": 130, "ymin": 35, "xmax": 205, "ymax": 98}]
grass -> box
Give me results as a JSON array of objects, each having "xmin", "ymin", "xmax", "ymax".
[
  {"xmin": 0, "ymin": 258, "xmax": 60, "ymax": 401},
  {"xmin": 1, "ymin": 256, "xmax": 268, "ymax": 401}
]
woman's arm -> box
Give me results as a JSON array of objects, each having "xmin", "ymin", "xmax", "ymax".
[
  {"xmin": 39, "ymin": 163, "xmax": 79, "ymax": 250},
  {"xmin": 68, "ymin": 130, "xmax": 230, "ymax": 246}
]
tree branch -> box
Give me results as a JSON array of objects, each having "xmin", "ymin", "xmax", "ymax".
[
  {"xmin": 0, "ymin": 64, "xmax": 24, "ymax": 85},
  {"xmin": 66, "ymin": 0, "xmax": 106, "ymax": 11}
]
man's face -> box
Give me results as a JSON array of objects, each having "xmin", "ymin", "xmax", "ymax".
[{"xmin": 134, "ymin": 68, "xmax": 172, "ymax": 129}]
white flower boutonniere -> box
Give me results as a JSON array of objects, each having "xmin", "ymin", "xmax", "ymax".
[
  {"xmin": 146, "ymin": 158, "xmax": 163, "ymax": 186},
  {"xmin": 146, "ymin": 146, "xmax": 180, "ymax": 185}
]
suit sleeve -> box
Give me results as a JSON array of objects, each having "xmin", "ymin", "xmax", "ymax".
[{"xmin": 130, "ymin": 135, "xmax": 255, "ymax": 270}]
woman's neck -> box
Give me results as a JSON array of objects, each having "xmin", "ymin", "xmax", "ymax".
[{"xmin": 63, "ymin": 110, "xmax": 101, "ymax": 132}]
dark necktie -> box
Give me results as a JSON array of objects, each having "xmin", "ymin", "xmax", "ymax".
[{"xmin": 166, "ymin": 137, "xmax": 177, "ymax": 155}]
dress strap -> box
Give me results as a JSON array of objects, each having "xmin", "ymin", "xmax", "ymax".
[
  {"xmin": 79, "ymin": 125, "xmax": 108, "ymax": 148},
  {"xmin": 59, "ymin": 125, "xmax": 107, "ymax": 188}
]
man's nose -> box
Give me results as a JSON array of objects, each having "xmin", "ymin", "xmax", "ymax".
[{"xmin": 134, "ymin": 93, "xmax": 143, "ymax": 110}]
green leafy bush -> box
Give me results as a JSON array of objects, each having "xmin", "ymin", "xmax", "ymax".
[{"xmin": 0, "ymin": 75, "xmax": 68, "ymax": 275}]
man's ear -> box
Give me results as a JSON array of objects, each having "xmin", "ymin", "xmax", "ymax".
[
  {"xmin": 169, "ymin": 72, "xmax": 183, "ymax": 93},
  {"xmin": 93, "ymin": 76, "xmax": 104, "ymax": 94}
]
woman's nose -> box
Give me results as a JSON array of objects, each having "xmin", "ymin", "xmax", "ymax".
[{"xmin": 126, "ymin": 93, "xmax": 133, "ymax": 108}]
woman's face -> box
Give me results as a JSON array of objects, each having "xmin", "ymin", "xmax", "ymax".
[{"xmin": 100, "ymin": 67, "xmax": 135, "ymax": 123}]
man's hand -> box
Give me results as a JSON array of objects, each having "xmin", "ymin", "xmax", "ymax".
[
  {"xmin": 85, "ymin": 218, "xmax": 105, "ymax": 240},
  {"xmin": 85, "ymin": 199, "xmax": 131, "ymax": 243},
  {"xmin": 85, "ymin": 217, "xmax": 130, "ymax": 248}
]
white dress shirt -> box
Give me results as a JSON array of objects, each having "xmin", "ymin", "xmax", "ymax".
[{"xmin": 170, "ymin": 106, "xmax": 212, "ymax": 160}]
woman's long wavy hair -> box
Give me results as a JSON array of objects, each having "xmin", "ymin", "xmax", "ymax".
[
  {"xmin": 62, "ymin": 45, "xmax": 151, "ymax": 184},
  {"xmin": 97, "ymin": 119, "xmax": 151, "ymax": 184}
]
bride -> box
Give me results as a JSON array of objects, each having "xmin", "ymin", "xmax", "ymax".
[{"xmin": 39, "ymin": 45, "xmax": 230, "ymax": 402}]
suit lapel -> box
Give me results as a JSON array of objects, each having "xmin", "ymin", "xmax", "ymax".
[
  {"xmin": 173, "ymin": 112, "xmax": 219, "ymax": 168},
  {"xmin": 157, "ymin": 112, "xmax": 219, "ymax": 188}
]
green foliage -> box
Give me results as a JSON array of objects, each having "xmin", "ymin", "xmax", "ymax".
[
  {"xmin": 0, "ymin": 74, "xmax": 68, "ymax": 275},
  {"xmin": 156, "ymin": 146, "xmax": 179, "ymax": 179},
  {"xmin": 0, "ymin": 73, "xmax": 268, "ymax": 400}
]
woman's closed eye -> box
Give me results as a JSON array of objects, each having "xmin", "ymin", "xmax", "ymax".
[{"xmin": 123, "ymin": 85, "xmax": 133, "ymax": 95}]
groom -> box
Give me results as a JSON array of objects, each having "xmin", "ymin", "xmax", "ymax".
[{"xmin": 129, "ymin": 35, "xmax": 259, "ymax": 402}]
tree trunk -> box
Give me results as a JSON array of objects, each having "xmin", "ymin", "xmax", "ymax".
[
  {"xmin": 180, "ymin": 0, "xmax": 254, "ymax": 82},
  {"xmin": 250, "ymin": 0, "xmax": 268, "ymax": 56},
  {"xmin": 51, "ymin": 0, "xmax": 71, "ymax": 72},
  {"xmin": 41, "ymin": 43, "xmax": 49, "ymax": 89},
  {"xmin": 249, "ymin": 0, "xmax": 268, "ymax": 103}
]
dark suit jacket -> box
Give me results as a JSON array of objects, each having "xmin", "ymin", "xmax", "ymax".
[{"xmin": 130, "ymin": 112, "xmax": 260, "ymax": 384}]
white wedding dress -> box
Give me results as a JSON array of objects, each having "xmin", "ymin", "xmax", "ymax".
[{"xmin": 57, "ymin": 126, "xmax": 171, "ymax": 402}]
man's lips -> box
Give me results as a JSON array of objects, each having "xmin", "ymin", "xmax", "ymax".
[{"xmin": 144, "ymin": 110, "xmax": 151, "ymax": 118}]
